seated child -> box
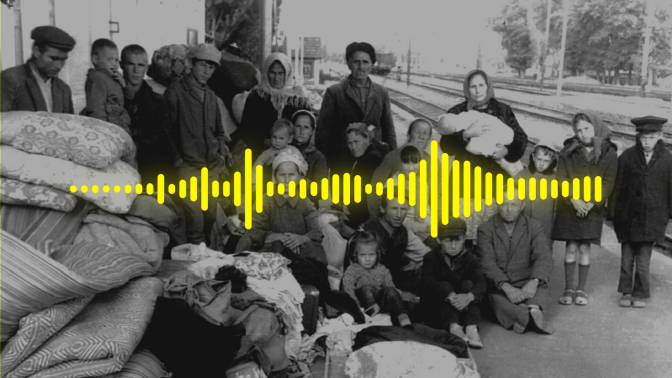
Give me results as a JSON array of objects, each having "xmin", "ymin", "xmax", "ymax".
[
  {"xmin": 82, "ymin": 38, "xmax": 131, "ymax": 134},
  {"xmin": 420, "ymin": 217, "xmax": 486, "ymax": 348},
  {"xmin": 342, "ymin": 231, "xmax": 413, "ymax": 328},
  {"xmin": 253, "ymin": 118, "xmax": 301, "ymax": 186}
]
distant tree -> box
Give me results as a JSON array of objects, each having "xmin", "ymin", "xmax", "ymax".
[{"xmin": 493, "ymin": 1, "xmax": 535, "ymax": 77}]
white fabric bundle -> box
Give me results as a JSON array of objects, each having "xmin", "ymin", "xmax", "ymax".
[
  {"xmin": 1, "ymin": 146, "xmax": 140, "ymax": 213},
  {"xmin": 437, "ymin": 111, "xmax": 523, "ymax": 176}
]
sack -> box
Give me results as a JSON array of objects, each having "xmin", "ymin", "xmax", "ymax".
[{"xmin": 320, "ymin": 215, "xmax": 348, "ymax": 272}]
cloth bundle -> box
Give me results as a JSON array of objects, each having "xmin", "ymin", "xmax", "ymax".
[
  {"xmin": 73, "ymin": 213, "xmax": 169, "ymax": 272},
  {"xmin": 437, "ymin": 111, "xmax": 524, "ymax": 176},
  {"xmin": 148, "ymin": 44, "xmax": 194, "ymax": 87}
]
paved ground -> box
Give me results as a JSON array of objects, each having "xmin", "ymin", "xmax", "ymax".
[{"xmin": 308, "ymin": 99, "xmax": 672, "ymax": 378}]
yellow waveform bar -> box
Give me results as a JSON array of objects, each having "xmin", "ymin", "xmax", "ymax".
[{"xmin": 68, "ymin": 141, "xmax": 605, "ymax": 237}]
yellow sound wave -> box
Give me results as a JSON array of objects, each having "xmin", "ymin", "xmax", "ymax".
[{"xmin": 69, "ymin": 141, "xmax": 604, "ymax": 237}]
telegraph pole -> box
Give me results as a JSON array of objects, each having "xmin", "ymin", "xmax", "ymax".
[
  {"xmin": 407, "ymin": 39, "xmax": 412, "ymax": 86},
  {"xmin": 639, "ymin": 0, "xmax": 653, "ymax": 97},
  {"xmin": 555, "ymin": 0, "xmax": 569, "ymax": 97},
  {"xmin": 259, "ymin": 0, "xmax": 273, "ymax": 69},
  {"xmin": 540, "ymin": 0, "xmax": 552, "ymax": 90},
  {"xmin": 14, "ymin": 0, "xmax": 24, "ymax": 65}
]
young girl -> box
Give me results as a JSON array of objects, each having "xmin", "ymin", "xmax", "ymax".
[
  {"xmin": 552, "ymin": 110, "xmax": 618, "ymax": 306},
  {"xmin": 342, "ymin": 231, "xmax": 412, "ymax": 327}
]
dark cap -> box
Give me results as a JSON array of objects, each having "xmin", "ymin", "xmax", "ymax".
[
  {"xmin": 437, "ymin": 218, "xmax": 467, "ymax": 239},
  {"xmin": 345, "ymin": 42, "xmax": 376, "ymax": 64},
  {"xmin": 631, "ymin": 116, "xmax": 668, "ymax": 133},
  {"xmin": 31, "ymin": 26, "xmax": 76, "ymax": 52}
]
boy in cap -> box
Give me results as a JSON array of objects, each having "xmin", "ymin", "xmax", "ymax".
[
  {"xmin": 420, "ymin": 217, "xmax": 486, "ymax": 348},
  {"xmin": 82, "ymin": 38, "xmax": 131, "ymax": 134},
  {"xmin": 2, "ymin": 26, "xmax": 76, "ymax": 113},
  {"xmin": 164, "ymin": 43, "xmax": 228, "ymax": 247},
  {"xmin": 609, "ymin": 116, "xmax": 671, "ymax": 308}
]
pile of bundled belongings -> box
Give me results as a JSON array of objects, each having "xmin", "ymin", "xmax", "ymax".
[
  {"xmin": 147, "ymin": 44, "xmax": 195, "ymax": 88},
  {"xmin": 0, "ymin": 110, "xmax": 177, "ymax": 378}
]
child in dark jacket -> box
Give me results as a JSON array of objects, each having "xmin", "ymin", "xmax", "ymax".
[
  {"xmin": 342, "ymin": 231, "xmax": 412, "ymax": 327},
  {"xmin": 552, "ymin": 110, "xmax": 618, "ymax": 306},
  {"xmin": 82, "ymin": 38, "xmax": 131, "ymax": 134},
  {"xmin": 609, "ymin": 116, "xmax": 672, "ymax": 308},
  {"xmin": 421, "ymin": 218, "xmax": 486, "ymax": 349}
]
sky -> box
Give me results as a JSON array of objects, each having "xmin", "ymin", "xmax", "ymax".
[{"xmin": 279, "ymin": 0, "xmax": 508, "ymax": 69}]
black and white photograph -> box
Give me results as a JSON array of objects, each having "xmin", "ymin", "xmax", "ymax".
[{"xmin": 1, "ymin": 0, "xmax": 672, "ymax": 377}]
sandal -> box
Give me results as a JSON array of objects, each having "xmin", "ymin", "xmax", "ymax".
[
  {"xmin": 574, "ymin": 290, "xmax": 588, "ymax": 306},
  {"xmin": 619, "ymin": 294, "xmax": 632, "ymax": 308},
  {"xmin": 559, "ymin": 290, "xmax": 575, "ymax": 305}
]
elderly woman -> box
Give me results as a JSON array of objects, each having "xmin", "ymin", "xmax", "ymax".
[
  {"xmin": 342, "ymin": 123, "xmax": 384, "ymax": 228},
  {"xmin": 439, "ymin": 69, "xmax": 528, "ymax": 241},
  {"xmin": 236, "ymin": 52, "xmax": 311, "ymax": 161}
]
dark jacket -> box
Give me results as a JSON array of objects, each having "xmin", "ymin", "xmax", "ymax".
[
  {"xmin": 519, "ymin": 157, "xmax": 557, "ymax": 238},
  {"xmin": 421, "ymin": 248, "xmax": 486, "ymax": 303},
  {"xmin": 347, "ymin": 146, "xmax": 384, "ymax": 228},
  {"xmin": 315, "ymin": 76, "xmax": 397, "ymax": 170},
  {"xmin": 125, "ymin": 80, "xmax": 172, "ymax": 161},
  {"xmin": 163, "ymin": 75, "xmax": 227, "ymax": 167},
  {"xmin": 477, "ymin": 213, "xmax": 553, "ymax": 288},
  {"xmin": 551, "ymin": 138, "xmax": 618, "ymax": 243},
  {"xmin": 295, "ymin": 142, "xmax": 329, "ymax": 184},
  {"xmin": 609, "ymin": 140, "xmax": 672, "ymax": 243},
  {"xmin": 363, "ymin": 216, "xmax": 410, "ymax": 285},
  {"xmin": 439, "ymin": 99, "xmax": 527, "ymax": 198},
  {"xmin": 238, "ymin": 89, "xmax": 310, "ymax": 161},
  {"xmin": 1, "ymin": 62, "xmax": 74, "ymax": 114},
  {"xmin": 82, "ymin": 68, "xmax": 131, "ymax": 133}
]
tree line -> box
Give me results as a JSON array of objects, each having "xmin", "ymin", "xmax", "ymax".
[{"xmin": 493, "ymin": 0, "xmax": 671, "ymax": 86}]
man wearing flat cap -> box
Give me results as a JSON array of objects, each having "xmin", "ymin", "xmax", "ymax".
[
  {"xmin": 420, "ymin": 217, "xmax": 487, "ymax": 348},
  {"xmin": 609, "ymin": 116, "xmax": 671, "ymax": 308},
  {"xmin": 316, "ymin": 41, "xmax": 397, "ymax": 173},
  {"xmin": 2, "ymin": 26, "xmax": 76, "ymax": 113},
  {"xmin": 477, "ymin": 188, "xmax": 555, "ymax": 335},
  {"xmin": 163, "ymin": 43, "xmax": 228, "ymax": 247}
]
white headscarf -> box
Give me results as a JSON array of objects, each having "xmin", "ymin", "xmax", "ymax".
[
  {"xmin": 256, "ymin": 52, "xmax": 311, "ymax": 119},
  {"xmin": 272, "ymin": 148, "xmax": 309, "ymax": 183}
]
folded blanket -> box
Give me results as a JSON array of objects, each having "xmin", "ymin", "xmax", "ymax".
[
  {"xmin": 1, "ymin": 146, "xmax": 140, "ymax": 213},
  {"xmin": 0, "ymin": 232, "xmax": 153, "ymax": 342},
  {"xmin": 5, "ymin": 277, "xmax": 164, "ymax": 378},
  {"xmin": 1, "ymin": 178, "xmax": 78, "ymax": 212},
  {"xmin": 97, "ymin": 348, "xmax": 170, "ymax": 378},
  {"xmin": 74, "ymin": 213, "xmax": 167, "ymax": 270},
  {"xmin": 127, "ymin": 195, "xmax": 177, "ymax": 230},
  {"xmin": 0, "ymin": 296, "xmax": 95, "ymax": 377},
  {"xmin": 1, "ymin": 111, "xmax": 136, "ymax": 169}
]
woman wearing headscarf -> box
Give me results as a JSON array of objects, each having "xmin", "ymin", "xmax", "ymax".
[
  {"xmin": 552, "ymin": 110, "xmax": 618, "ymax": 306},
  {"xmin": 236, "ymin": 52, "xmax": 311, "ymax": 161},
  {"xmin": 438, "ymin": 69, "xmax": 528, "ymax": 241}
]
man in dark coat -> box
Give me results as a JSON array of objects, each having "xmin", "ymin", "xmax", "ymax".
[
  {"xmin": 1, "ymin": 26, "xmax": 75, "ymax": 113},
  {"xmin": 609, "ymin": 116, "xmax": 672, "ymax": 308},
  {"xmin": 164, "ymin": 44, "xmax": 228, "ymax": 247},
  {"xmin": 477, "ymin": 189, "xmax": 555, "ymax": 334},
  {"xmin": 121, "ymin": 44, "xmax": 174, "ymax": 186},
  {"xmin": 315, "ymin": 42, "xmax": 397, "ymax": 173}
]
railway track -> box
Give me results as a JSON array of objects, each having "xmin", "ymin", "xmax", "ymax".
[{"xmin": 387, "ymin": 84, "xmax": 672, "ymax": 248}]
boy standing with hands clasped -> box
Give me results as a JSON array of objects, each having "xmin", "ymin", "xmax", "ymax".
[
  {"xmin": 82, "ymin": 38, "xmax": 131, "ymax": 134},
  {"xmin": 610, "ymin": 116, "xmax": 671, "ymax": 308},
  {"xmin": 420, "ymin": 217, "xmax": 486, "ymax": 348}
]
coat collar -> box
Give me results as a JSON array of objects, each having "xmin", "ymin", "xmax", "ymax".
[
  {"xmin": 345, "ymin": 75, "xmax": 378, "ymax": 119},
  {"xmin": 24, "ymin": 61, "xmax": 49, "ymax": 111},
  {"xmin": 635, "ymin": 139, "xmax": 666, "ymax": 168},
  {"xmin": 493, "ymin": 213, "xmax": 527, "ymax": 264},
  {"xmin": 273, "ymin": 194, "xmax": 299, "ymax": 208}
]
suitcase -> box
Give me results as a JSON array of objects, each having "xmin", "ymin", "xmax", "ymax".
[{"xmin": 301, "ymin": 285, "xmax": 320, "ymax": 335}]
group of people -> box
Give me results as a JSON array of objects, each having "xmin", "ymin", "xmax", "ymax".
[{"xmin": 3, "ymin": 26, "xmax": 670, "ymax": 353}]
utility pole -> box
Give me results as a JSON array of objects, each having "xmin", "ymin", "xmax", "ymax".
[
  {"xmin": 259, "ymin": 0, "xmax": 273, "ymax": 69},
  {"xmin": 407, "ymin": 39, "xmax": 412, "ymax": 86},
  {"xmin": 555, "ymin": 0, "xmax": 569, "ymax": 97},
  {"xmin": 49, "ymin": 0, "xmax": 55, "ymax": 26},
  {"xmin": 14, "ymin": 0, "xmax": 24, "ymax": 65},
  {"xmin": 540, "ymin": 0, "xmax": 552, "ymax": 90},
  {"xmin": 639, "ymin": 0, "xmax": 653, "ymax": 97}
]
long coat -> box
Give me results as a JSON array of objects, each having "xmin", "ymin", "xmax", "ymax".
[
  {"xmin": 476, "ymin": 213, "xmax": 554, "ymax": 288},
  {"xmin": 1, "ymin": 62, "xmax": 74, "ymax": 114},
  {"xmin": 439, "ymin": 99, "xmax": 528, "ymax": 198},
  {"xmin": 346, "ymin": 145, "xmax": 384, "ymax": 228},
  {"xmin": 609, "ymin": 140, "xmax": 672, "ymax": 243},
  {"xmin": 551, "ymin": 138, "xmax": 618, "ymax": 243},
  {"xmin": 315, "ymin": 76, "xmax": 397, "ymax": 171}
]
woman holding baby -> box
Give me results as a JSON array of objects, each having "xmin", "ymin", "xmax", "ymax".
[{"xmin": 438, "ymin": 69, "xmax": 528, "ymax": 241}]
